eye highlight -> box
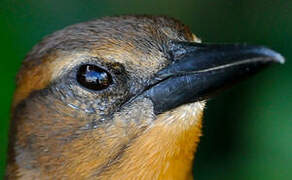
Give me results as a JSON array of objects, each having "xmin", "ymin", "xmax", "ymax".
[{"xmin": 77, "ymin": 64, "xmax": 113, "ymax": 90}]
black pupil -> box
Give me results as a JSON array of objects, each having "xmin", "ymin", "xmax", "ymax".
[{"xmin": 77, "ymin": 64, "xmax": 112, "ymax": 90}]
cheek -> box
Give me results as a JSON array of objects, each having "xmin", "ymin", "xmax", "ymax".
[
  {"xmin": 112, "ymin": 98, "xmax": 155, "ymax": 134},
  {"xmin": 52, "ymin": 79, "xmax": 131, "ymax": 116}
]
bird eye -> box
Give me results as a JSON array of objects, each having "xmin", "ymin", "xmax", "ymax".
[{"xmin": 77, "ymin": 64, "xmax": 113, "ymax": 90}]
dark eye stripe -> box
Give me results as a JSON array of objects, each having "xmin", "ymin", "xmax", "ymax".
[{"xmin": 77, "ymin": 64, "xmax": 113, "ymax": 90}]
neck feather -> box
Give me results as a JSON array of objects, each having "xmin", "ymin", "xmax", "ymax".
[{"xmin": 99, "ymin": 102, "xmax": 205, "ymax": 180}]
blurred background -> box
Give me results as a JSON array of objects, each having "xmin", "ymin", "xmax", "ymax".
[{"xmin": 0, "ymin": 0, "xmax": 291, "ymax": 179}]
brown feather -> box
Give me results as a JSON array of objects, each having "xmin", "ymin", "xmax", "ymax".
[{"xmin": 6, "ymin": 15, "xmax": 204, "ymax": 179}]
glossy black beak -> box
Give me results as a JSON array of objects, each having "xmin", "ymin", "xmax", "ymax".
[{"xmin": 144, "ymin": 41, "xmax": 285, "ymax": 115}]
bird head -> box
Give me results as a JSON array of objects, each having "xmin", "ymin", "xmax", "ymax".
[{"xmin": 7, "ymin": 15, "xmax": 284, "ymax": 179}]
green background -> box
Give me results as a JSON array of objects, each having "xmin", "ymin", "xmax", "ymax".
[{"xmin": 0, "ymin": 0, "xmax": 291, "ymax": 179}]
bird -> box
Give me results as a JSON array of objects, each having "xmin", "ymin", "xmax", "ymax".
[{"xmin": 5, "ymin": 15, "xmax": 284, "ymax": 179}]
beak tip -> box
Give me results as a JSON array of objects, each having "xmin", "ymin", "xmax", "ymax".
[
  {"xmin": 271, "ymin": 51, "xmax": 285, "ymax": 64},
  {"xmin": 276, "ymin": 54, "xmax": 285, "ymax": 64},
  {"xmin": 261, "ymin": 47, "xmax": 285, "ymax": 64}
]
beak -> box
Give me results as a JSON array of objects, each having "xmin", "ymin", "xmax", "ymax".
[{"xmin": 144, "ymin": 41, "xmax": 285, "ymax": 115}]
